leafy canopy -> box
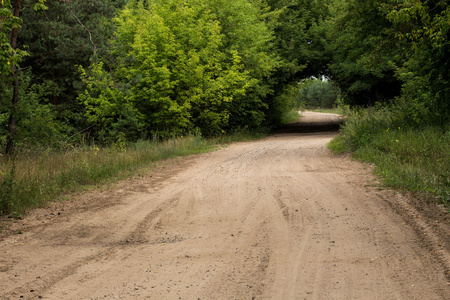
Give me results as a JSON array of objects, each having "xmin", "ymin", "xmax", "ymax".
[{"xmin": 80, "ymin": 0, "xmax": 280, "ymax": 140}]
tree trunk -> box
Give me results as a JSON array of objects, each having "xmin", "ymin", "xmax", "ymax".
[{"xmin": 5, "ymin": 0, "xmax": 22, "ymax": 154}]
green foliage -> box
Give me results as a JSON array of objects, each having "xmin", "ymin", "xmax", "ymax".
[
  {"xmin": 384, "ymin": 0, "xmax": 450, "ymax": 125},
  {"xmin": 0, "ymin": 71, "xmax": 69, "ymax": 150},
  {"xmin": 17, "ymin": 0, "xmax": 126, "ymax": 125},
  {"xmin": 268, "ymin": 0, "xmax": 332, "ymax": 80},
  {"xmin": 78, "ymin": 62, "xmax": 143, "ymax": 143},
  {"xmin": 297, "ymin": 78, "xmax": 340, "ymax": 108},
  {"xmin": 330, "ymin": 105, "xmax": 402, "ymax": 151},
  {"xmin": 80, "ymin": 0, "xmax": 280, "ymax": 141},
  {"xmin": 262, "ymin": 0, "xmax": 335, "ymax": 126},
  {"xmin": 267, "ymin": 83, "xmax": 299, "ymax": 125},
  {"xmin": 326, "ymin": 0, "xmax": 403, "ymax": 106},
  {"xmin": 206, "ymin": 0, "xmax": 280, "ymax": 131},
  {"xmin": 326, "ymin": 0, "xmax": 449, "ymax": 126},
  {"xmin": 31, "ymin": 0, "xmax": 48, "ymax": 14},
  {"xmin": 3, "ymin": 0, "xmax": 327, "ymax": 150},
  {"xmin": 0, "ymin": 0, "xmax": 27, "ymax": 80},
  {"xmin": 329, "ymin": 106, "xmax": 450, "ymax": 205}
]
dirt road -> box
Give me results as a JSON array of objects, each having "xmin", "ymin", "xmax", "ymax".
[{"xmin": 1, "ymin": 112, "xmax": 449, "ymax": 299}]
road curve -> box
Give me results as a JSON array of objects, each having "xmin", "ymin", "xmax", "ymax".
[{"xmin": 1, "ymin": 112, "xmax": 449, "ymax": 299}]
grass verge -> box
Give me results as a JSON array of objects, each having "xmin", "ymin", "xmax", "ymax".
[
  {"xmin": 0, "ymin": 132, "xmax": 264, "ymax": 216},
  {"xmin": 329, "ymin": 107, "xmax": 449, "ymax": 207}
]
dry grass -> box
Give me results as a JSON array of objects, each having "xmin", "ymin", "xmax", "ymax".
[{"xmin": 0, "ymin": 136, "xmax": 215, "ymax": 216}]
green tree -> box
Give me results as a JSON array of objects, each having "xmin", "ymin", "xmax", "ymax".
[
  {"xmin": 0, "ymin": 0, "xmax": 47, "ymax": 154},
  {"xmin": 0, "ymin": 0, "xmax": 27, "ymax": 79},
  {"xmin": 1, "ymin": 71, "xmax": 67, "ymax": 149},
  {"xmin": 267, "ymin": 0, "xmax": 333, "ymax": 81},
  {"xmin": 204, "ymin": 0, "xmax": 280, "ymax": 130},
  {"xmin": 80, "ymin": 0, "xmax": 280, "ymax": 140},
  {"xmin": 17, "ymin": 0, "xmax": 127, "ymax": 121},
  {"xmin": 326, "ymin": 0, "xmax": 402, "ymax": 106},
  {"xmin": 78, "ymin": 61, "xmax": 143, "ymax": 143},
  {"xmin": 298, "ymin": 78, "xmax": 340, "ymax": 108},
  {"xmin": 260, "ymin": 0, "xmax": 334, "ymax": 125},
  {"xmin": 384, "ymin": 0, "xmax": 449, "ymax": 125},
  {"xmin": 1, "ymin": 0, "xmax": 127, "ymax": 152},
  {"xmin": 325, "ymin": 0, "xmax": 449, "ymax": 125}
]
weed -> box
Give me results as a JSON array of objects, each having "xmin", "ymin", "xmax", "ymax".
[{"xmin": 0, "ymin": 161, "xmax": 15, "ymax": 214}]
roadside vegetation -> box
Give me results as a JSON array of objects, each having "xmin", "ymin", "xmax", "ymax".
[
  {"xmin": 1, "ymin": 0, "xmax": 448, "ymax": 214},
  {"xmin": 324, "ymin": 0, "xmax": 449, "ymax": 207},
  {"xmin": 329, "ymin": 106, "xmax": 450, "ymax": 207},
  {"xmin": 0, "ymin": 130, "xmax": 267, "ymax": 216}
]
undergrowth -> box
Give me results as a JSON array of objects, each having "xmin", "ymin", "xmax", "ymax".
[
  {"xmin": 0, "ymin": 132, "xmax": 263, "ymax": 216},
  {"xmin": 329, "ymin": 107, "xmax": 450, "ymax": 206},
  {"xmin": 280, "ymin": 109, "xmax": 301, "ymax": 124}
]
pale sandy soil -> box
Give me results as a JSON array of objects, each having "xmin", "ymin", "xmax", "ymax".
[{"xmin": 1, "ymin": 112, "xmax": 449, "ymax": 299}]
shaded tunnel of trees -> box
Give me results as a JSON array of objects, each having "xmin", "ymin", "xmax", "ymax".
[{"xmin": 1, "ymin": 0, "xmax": 448, "ymax": 153}]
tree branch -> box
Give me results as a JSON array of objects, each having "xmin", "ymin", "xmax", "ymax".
[{"xmin": 67, "ymin": 7, "xmax": 97, "ymax": 53}]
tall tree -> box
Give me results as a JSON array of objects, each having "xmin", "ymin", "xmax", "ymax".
[
  {"xmin": 326, "ymin": 0, "xmax": 402, "ymax": 106},
  {"xmin": 1, "ymin": 0, "xmax": 47, "ymax": 153},
  {"xmin": 325, "ymin": 0, "xmax": 448, "ymax": 125},
  {"xmin": 259, "ymin": 0, "xmax": 334, "ymax": 124},
  {"xmin": 267, "ymin": 0, "xmax": 332, "ymax": 82},
  {"xmin": 0, "ymin": 0, "xmax": 127, "ymax": 152},
  {"xmin": 0, "ymin": 0, "xmax": 26, "ymax": 80},
  {"xmin": 384, "ymin": 0, "xmax": 449, "ymax": 125},
  {"xmin": 5, "ymin": 0, "xmax": 22, "ymax": 154},
  {"xmin": 17, "ymin": 0, "xmax": 126, "ymax": 116}
]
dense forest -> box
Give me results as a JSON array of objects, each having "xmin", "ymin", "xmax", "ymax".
[{"xmin": 1, "ymin": 0, "xmax": 448, "ymax": 151}]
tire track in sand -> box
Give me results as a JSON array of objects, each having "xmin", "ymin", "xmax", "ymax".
[{"xmin": 1, "ymin": 112, "xmax": 449, "ymax": 299}]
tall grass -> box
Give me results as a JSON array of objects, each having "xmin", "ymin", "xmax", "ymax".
[
  {"xmin": 0, "ymin": 134, "xmax": 255, "ymax": 216},
  {"xmin": 329, "ymin": 107, "xmax": 450, "ymax": 206}
]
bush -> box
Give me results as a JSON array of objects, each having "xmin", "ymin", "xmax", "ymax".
[
  {"xmin": 329, "ymin": 104, "xmax": 450, "ymax": 205},
  {"xmin": 0, "ymin": 72, "xmax": 71, "ymax": 152},
  {"xmin": 335, "ymin": 105, "xmax": 400, "ymax": 151}
]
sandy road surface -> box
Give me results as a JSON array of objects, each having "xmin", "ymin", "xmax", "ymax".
[{"xmin": 1, "ymin": 112, "xmax": 449, "ymax": 299}]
